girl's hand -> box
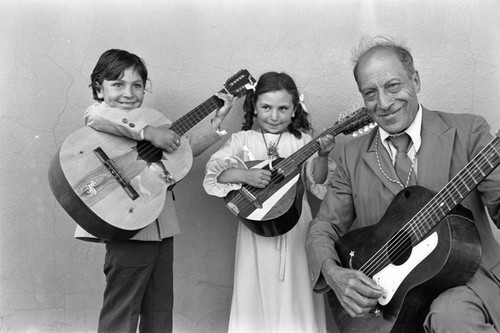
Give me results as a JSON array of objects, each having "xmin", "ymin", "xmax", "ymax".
[
  {"xmin": 212, "ymin": 93, "xmax": 236, "ymax": 130},
  {"xmin": 144, "ymin": 124, "xmax": 181, "ymax": 153},
  {"xmin": 317, "ymin": 134, "xmax": 336, "ymax": 157},
  {"xmin": 244, "ymin": 169, "xmax": 272, "ymax": 188}
]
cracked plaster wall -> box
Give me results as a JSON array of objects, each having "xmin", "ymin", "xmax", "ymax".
[{"xmin": 1, "ymin": 0, "xmax": 499, "ymax": 332}]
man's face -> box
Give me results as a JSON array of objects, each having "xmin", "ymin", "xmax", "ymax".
[{"xmin": 356, "ymin": 49, "xmax": 420, "ymax": 134}]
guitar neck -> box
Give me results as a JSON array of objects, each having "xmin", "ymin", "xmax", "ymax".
[
  {"xmin": 407, "ymin": 135, "xmax": 500, "ymax": 242},
  {"xmin": 170, "ymin": 92, "xmax": 224, "ymax": 136},
  {"xmin": 277, "ymin": 126, "xmax": 338, "ymax": 168},
  {"xmin": 274, "ymin": 109, "xmax": 370, "ymax": 176}
]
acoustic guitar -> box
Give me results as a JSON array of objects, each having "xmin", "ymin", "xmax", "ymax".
[
  {"xmin": 224, "ymin": 107, "xmax": 373, "ymax": 237},
  {"xmin": 49, "ymin": 69, "xmax": 256, "ymax": 240},
  {"xmin": 328, "ymin": 133, "xmax": 500, "ymax": 332}
]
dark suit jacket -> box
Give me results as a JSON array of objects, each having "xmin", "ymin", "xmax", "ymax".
[{"xmin": 306, "ymin": 107, "xmax": 500, "ymax": 326}]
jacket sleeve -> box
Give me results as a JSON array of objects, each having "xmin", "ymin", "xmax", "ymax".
[
  {"xmin": 306, "ymin": 143, "xmax": 357, "ymax": 293},
  {"xmin": 83, "ymin": 102, "xmax": 152, "ymax": 141}
]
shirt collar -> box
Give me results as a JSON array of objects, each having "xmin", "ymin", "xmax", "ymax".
[{"xmin": 379, "ymin": 104, "xmax": 422, "ymax": 153}]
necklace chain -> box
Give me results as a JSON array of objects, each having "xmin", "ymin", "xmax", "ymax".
[
  {"xmin": 374, "ymin": 131, "xmax": 417, "ymax": 189},
  {"xmin": 261, "ymin": 130, "xmax": 283, "ymax": 159}
]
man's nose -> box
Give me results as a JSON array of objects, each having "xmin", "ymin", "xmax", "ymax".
[{"xmin": 377, "ymin": 92, "xmax": 394, "ymax": 110}]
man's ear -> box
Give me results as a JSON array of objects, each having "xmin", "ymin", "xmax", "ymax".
[{"xmin": 413, "ymin": 71, "xmax": 421, "ymax": 93}]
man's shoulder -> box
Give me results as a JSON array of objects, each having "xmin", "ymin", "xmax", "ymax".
[
  {"xmin": 343, "ymin": 128, "xmax": 377, "ymax": 152},
  {"xmin": 424, "ymin": 108, "xmax": 487, "ymax": 128}
]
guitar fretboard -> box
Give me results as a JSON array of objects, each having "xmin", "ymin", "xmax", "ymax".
[
  {"xmin": 274, "ymin": 108, "xmax": 370, "ymax": 176},
  {"xmin": 361, "ymin": 134, "xmax": 500, "ymax": 275},
  {"xmin": 408, "ymin": 135, "xmax": 500, "ymax": 242},
  {"xmin": 170, "ymin": 93, "xmax": 224, "ymax": 136}
]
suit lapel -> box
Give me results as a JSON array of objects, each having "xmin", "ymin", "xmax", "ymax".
[
  {"xmin": 417, "ymin": 108, "xmax": 455, "ymax": 191},
  {"xmin": 362, "ymin": 108, "xmax": 455, "ymax": 195},
  {"xmin": 363, "ymin": 130, "xmax": 404, "ymax": 195}
]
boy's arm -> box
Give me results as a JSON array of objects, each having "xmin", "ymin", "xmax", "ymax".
[{"xmin": 84, "ymin": 102, "xmax": 149, "ymax": 141}]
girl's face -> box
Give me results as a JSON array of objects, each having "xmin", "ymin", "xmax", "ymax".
[
  {"xmin": 254, "ymin": 89, "xmax": 296, "ymax": 134},
  {"xmin": 98, "ymin": 67, "xmax": 145, "ymax": 110}
]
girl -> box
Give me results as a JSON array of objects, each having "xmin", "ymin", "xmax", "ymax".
[
  {"xmin": 203, "ymin": 72, "xmax": 335, "ymax": 332},
  {"xmin": 74, "ymin": 49, "xmax": 234, "ymax": 333}
]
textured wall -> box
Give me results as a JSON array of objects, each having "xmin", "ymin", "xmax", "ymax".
[{"xmin": 1, "ymin": 0, "xmax": 499, "ymax": 332}]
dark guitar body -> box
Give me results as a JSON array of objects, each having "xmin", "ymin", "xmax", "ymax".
[
  {"xmin": 329, "ymin": 185, "xmax": 482, "ymax": 333},
  {"xmin": 224, "ymin": 159, "xmax": 305, "ymax": 237}
]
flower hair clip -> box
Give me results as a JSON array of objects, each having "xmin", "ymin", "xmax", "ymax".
[{"xmin": 299, "ymin": 93, "xmax": 309, "ymax": 113}]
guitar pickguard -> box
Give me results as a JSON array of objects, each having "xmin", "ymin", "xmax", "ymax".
[
  {"xmin": 373, "ymin": 232, "xmax": 438, "ymax": 305},
  {"xmin": 245, "ymin": 160, "xmax": 299, "ymax": 220}
]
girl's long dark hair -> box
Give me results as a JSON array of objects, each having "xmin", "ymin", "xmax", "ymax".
[{"xmin": 242, "ymin": 72, "xmax": 311, "ymax": 138}]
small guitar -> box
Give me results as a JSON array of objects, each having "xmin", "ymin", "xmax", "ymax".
[
  {"xmin": 224, "ymin": 107, "xmax": 373, "ymax": 237},
  {"xmin": 49, "ymin": 69, "xmax": 256, "ymax": 240},
  {"xmin": 328, "ymin": 133, "xmax": 500, "ymax": 332}
]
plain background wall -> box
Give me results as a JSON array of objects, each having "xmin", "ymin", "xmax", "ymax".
[{"xmin": 1, "ymin": 0, "xmax": 500, "ymax": 332}]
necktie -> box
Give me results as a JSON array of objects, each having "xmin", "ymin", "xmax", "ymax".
[{"xmin": 388, "ymin": 133, "xmax": 415, "ymax": 187}]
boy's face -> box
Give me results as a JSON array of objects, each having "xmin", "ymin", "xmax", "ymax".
[{"xmin": 98, "ymin": 67, "xmax": 145, "ymax": 110}]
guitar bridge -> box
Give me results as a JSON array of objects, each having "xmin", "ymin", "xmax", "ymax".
[
  {"xmin": 227, "ymin": 202, "xmax": 240, "ymax": 215},
  {"xmin": 93, "ymin": 147, "xmax": 139, "ymax": 200},
  {"xmin": 157, "ymin": 161, "xmax": 176, "ymax": 184},
  {"xmin": 238, "ymin": 187, "xmax": 263, "ymax": 209}
]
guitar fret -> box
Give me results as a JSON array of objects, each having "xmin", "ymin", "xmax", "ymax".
[
  {"xmin": 405, "ymin": 136, "xmax": 500, "ymax": 245},
  {"xmin": 275, "ymin": 108, "xmax": 371, "ymax": 173}
]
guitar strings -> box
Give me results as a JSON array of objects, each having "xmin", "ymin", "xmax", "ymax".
[
  {"xmin": 229, "ymin": 139, "xmax": 323, "ymax": 211},
  {"xmin": 229, "ymin": 111, "xmax": 371, "ymax": 213},
  {"xmin": 358, "ymin": 137, "xmax": 500, "ymax": 278},
  {"xmin": 135, "ymin": 96, "xmax": 221, "ymax": 162},
  {"xmin": 363, "ymin": 140, "xmax": 500, "ymax": 276},
  {"xmin": 361, "ymin": 151, "xmax": 496, "ymax": 277}
]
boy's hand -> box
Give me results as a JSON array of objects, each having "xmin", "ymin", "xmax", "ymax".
[{"xmin": 143, "ymin": 124, "xmax": 181, "ymax": 153}]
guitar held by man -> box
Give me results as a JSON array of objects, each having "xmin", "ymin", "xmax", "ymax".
[{"xmin": 306, "ymin": 36, "xmax": 500, "ymax": 333}]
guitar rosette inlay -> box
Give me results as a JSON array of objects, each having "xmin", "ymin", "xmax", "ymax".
[{"xmin": 83, "ymin": 181, "xmax": 97, "ymax": 196}]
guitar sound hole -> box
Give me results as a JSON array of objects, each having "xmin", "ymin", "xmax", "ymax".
[
  {"xmin": 137, "ymin": 141, "xmax": 163, "ymax": 163},
  {"xmin": 387, "ymin": 231, "xmax": 412, "ymax": 266}
]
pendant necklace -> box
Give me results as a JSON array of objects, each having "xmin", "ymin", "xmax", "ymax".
[
  {"xmin": 261, "ymin": 129, "xmax": 282, "ymax": 170},
  {"xmin": 374, "ymin": 131, "xmax": 417, "ymax": 189}
]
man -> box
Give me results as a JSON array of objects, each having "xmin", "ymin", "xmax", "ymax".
[{"xmin": 306, "ymin": 36, "xmax": 500, "ymax": 332}]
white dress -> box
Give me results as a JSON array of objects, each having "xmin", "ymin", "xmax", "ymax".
[{"xmin": 203, "ymin": 130, "xmax": 332, "ymax": 333}]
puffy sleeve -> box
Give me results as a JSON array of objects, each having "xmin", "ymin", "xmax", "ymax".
[
  {"xmin": 305, "ymin": 154, "xmax": 337, "ymax": 200},
  {"xmin": 203, "ymin": 132, "xmax": 249, "ymax": 198}
]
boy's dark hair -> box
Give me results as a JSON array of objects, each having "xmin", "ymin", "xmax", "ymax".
[
  {"xmin": 242, "ymin": 72, "xmax": 311, "ymax": 138},
  {"xmin": 90, "ymin": 49, "xmax": 148, "ymax": 101}
]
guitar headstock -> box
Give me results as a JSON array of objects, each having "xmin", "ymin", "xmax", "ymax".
[
  {"xmin": 222, "ymin": 69, "xmax": 257, "ymax": 98},
  {"xmin": 339, "ymin": 107, "xmax": 375, "ymax": 136}
]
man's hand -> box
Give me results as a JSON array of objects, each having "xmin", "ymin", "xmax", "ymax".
[{"xmin": 323, "ymin": 259, "xmax": 385, "ymax": 317}]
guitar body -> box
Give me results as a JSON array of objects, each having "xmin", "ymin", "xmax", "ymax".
[
  {"xmin": 224, "ymin": 159, "xmax": 305, "ymax": 237},
  {"xmin": 49, "ymin": 108, "xmax": 193, "ymax": 240},
  {"xmin": 222, "ymin": 107, "xmax": 373, "ymax": 237},
  {"xmin": 329, "ymin": 185, "xmax": 482, "ymax": 333}
]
